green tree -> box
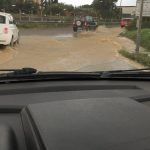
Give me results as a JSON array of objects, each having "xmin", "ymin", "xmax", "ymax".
[
  {"xmin": 0, "ymin": 0, "xmax": 16, "ymax": 12},
  {"xmin": 92, "ymin": 0, "xmax": 119, "ymax": 19},
  {"xmin": 44, "ymin": 3, "xmax": 74, "ymax": 16},
  {"xmin": 78, "ymin": 5, "xmax": 97, "ymax": 16}
]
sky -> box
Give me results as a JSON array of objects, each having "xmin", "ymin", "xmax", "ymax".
[{"xmin": 59, "ymin": 0, "xmax": 137, "ymax": 6}]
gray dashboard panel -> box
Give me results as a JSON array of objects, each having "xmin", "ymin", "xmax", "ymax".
[
  {"xmin": 27, "ymin": 98, "xmax": 150, "ymax": 150},
  {"xmin": 0, "ymin": 80, "xmax": 149, "ymax": 150}
]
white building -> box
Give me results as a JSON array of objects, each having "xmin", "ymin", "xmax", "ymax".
[
  {"xmin": 136, "ymin": 0, "xmax": 150, "ymax": 17},
  {"xmin": 23, "ymin": 0, "xmax": 41, "ymax": 4},
  {"xmin": 118, "ymin": 6, "xmax": 136, "ymax": 18}
]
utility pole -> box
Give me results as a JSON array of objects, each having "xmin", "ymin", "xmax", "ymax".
[
  {"xmin": 135, "ymin": 0, "xmax": 144, "ymax": 53},
  {"xmin": 120, "ymin": 0, "xmax": 123, "ymax": 19}
]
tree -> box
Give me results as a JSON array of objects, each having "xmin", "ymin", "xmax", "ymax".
[
  {"xmin": 92, "ymin": 0, "xmax": 119, "ymax": 19},
  {"xmin": 0, "ymin": 0, "xmax": 38, "ymax": 14},
  {"xmin": 77, "ymin": 5, "xmax": 97, "ymax": 16},
  {"xmin": 0, "ymin": 0, "xmax": 16, "ymax": 12},
  {"xmin": 44, "ymin": 3, "xmax": 74, "ymax": 16}
]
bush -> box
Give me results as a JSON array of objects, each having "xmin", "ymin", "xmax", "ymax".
[
  {"xmin": 120, "ymin": 30, "xmax": 137, "ymax": 41},
  {"xmin": 119, "ymin": 49, "xmax": 150, "ymax": 67},
  {"xmin": 125, "ymin": 19, "xmax": 137, "ymax": 31},
  {"xmin": 121, "ymin": 29, "xmax": 150, "ymax": 52}
]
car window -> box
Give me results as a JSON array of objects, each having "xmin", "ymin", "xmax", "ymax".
[
  {"xmin": 0, "ymin": 15, "xmax": 6, "ymax": 24},
  {"xmin": 9, "ymin": 20, "xmax": 14, "ymax": 24},
  {"xmin": 9, "ymin": 16, "xmax": 15, "ymax": 24},
  {"xmin": 75, "ymin": 16, "xmax": 80, "ymax": 20},
  {"xmin": 85, "ymin": 16, "xmax": 93, "ymax": 22}
]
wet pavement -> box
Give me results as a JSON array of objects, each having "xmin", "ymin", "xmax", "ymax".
[{"xmin": 0, "ymin": 26, "xmax": 144, "ymax": 71}]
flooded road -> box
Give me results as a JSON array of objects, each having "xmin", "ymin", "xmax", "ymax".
[{"xmin": 0, "ymin": 26, "xmax": 144, "ymax": 71}]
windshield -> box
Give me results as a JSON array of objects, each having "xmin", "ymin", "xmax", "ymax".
[
  {"xmin": 85, "ymin": 16, "xmax": 93, "ymax": 22},
  {"xmin": 0, "ymin": 0, "xmax": 149, "ymax": 73},
  {"xmin": 0, "ymin": 15, "xmax": 5, "ymax": 24}
]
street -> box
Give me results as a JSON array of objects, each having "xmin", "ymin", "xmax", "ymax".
[{"xmin": 0, "ymin": 26, "xmax": 144, "ymax": 71}]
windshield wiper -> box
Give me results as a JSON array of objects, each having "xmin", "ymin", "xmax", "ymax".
[
  {"xmin": 0, "ymin": 68, "xmax": 37, "ymax": 76},
  {"xmin": 100, "ymin": 68, "xmax": 150, "ymax": 79},
  {"xmin": 0, "ymin": 68, "xmax": 102, "ymax": 82},
  {"xmin": 0, "ymin": 68, "xmax": 149, "ymax": 83}
]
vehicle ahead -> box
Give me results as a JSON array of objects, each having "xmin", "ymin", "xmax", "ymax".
[
  {"xmin": 73, "ymin": 16, "xmax": 98, "ymax": 32},
  {"xmin": 120, "ymin": 18, "xmax": 133, "ymax": 28},
  {"xmin": 0, "ymin": 12, "xmax": 19, "ymax": 46}
]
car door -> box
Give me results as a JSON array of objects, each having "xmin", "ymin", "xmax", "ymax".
[
  {"xmin": 0, "ymin": 15, "xmax": 6, "ymax": 36},
  {"xmin": 8, "ymin": 16, "xmax": 18, "ymax": 41}
]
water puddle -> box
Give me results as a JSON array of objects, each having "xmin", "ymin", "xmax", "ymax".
[{"xmin": 53, "ymin": 34, "xmax": 73, "ymax": 39}]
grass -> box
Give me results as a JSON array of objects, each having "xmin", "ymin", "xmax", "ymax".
[
  {"xmin": 119, "ymin": 49, "xmax": 150, "ymax": 67},
  {"xmin": 17, "ymin": 23, "xmax": 71, "ymax": 29},
  {"xmin": 121, "ymin": 29, "xmax": 150, "ymax": 52}
]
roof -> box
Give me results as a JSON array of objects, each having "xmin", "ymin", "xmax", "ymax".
[
  {"xmin": 118, "ymin": 6, "xmax": 136, "ymax": 7},
  {"xmin": 0, "ymin": 12, "xmax": 12, "ymax": 17}
]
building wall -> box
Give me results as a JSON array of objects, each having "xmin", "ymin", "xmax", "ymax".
[
  {"xmin": 122, "ymin": 6, "xmax": 136, "ymax": 16},
  {"xmin": 136, "ymin": 0, "xmax": 150, "ymax": 17},
  {"xmin": 23, "ymin": 0, "xmax": 58, "ymax": 4},
  {"xmin": 117, "ymin": 6, "xmax": 136, "ymax": 18}
]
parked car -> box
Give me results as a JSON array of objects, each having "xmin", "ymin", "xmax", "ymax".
[
  {"xmin": 120, "ymin": 18, "xmax": 133, "ymax": 28},
  {"xmin": 0, "ymin": 12, "xmax": 19, "ymax": 46},
  {"xmin": 73, "ymin": 16, "xmax": 98, "ymax": 32}
]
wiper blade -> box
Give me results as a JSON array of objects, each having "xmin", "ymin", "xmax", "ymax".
[
  {"xmin": 100, "ymin": 68, "xmax": 150, "ymax": 78},
  {"xmin": 0, "ymin": 68, "xmax": 149, "ymax": 83},
  {"xmin": 0, "ymin": 68, "xmax": 37, "ymax": 76},
  {"xmin": 0, "ymin": 69, "xmax": 102, "ymax": 83}
]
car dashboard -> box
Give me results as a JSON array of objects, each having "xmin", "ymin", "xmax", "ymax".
[{"xmin": 0, "ymin": 80, "xmax": 150, "ymax": 150}]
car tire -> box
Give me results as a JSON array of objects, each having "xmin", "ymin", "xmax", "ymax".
[
  {"xmin": 73, "ymin": 27, "xmax": 78, "ymax": 32},
  {"xmin": 16, "ymin": 34, "xmax": 20, "ymax": 45},
  {"xmin": 10, "ymin": 36, "xmax": 14, "ymax": 47}
]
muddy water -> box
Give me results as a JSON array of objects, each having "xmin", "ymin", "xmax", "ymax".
[{"xmin": 0, "ymin": 26, "xmax": 144, "ymax": 71}]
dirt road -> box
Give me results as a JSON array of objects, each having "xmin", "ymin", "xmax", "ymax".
[{"xmin": 0, "ymin": 26, "xmax": 144, "ymax": 71}]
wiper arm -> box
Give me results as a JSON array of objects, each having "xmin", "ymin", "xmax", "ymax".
[
  {"xmin": 0, "ymin": 68, "xmax": 37, "ymax": 76},
  {"xmin": 100, "ymin": 68, "xmax": 150, "ymax": 78}
]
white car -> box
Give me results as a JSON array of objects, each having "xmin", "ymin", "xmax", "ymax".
[{"xmin": 0, "ymin": 12, "xmax": 19, "ymax": 46}]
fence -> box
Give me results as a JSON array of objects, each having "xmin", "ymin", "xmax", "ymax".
[
  {"xmin": 98, "ymin": 19, "xmax": 120, "ymax": 26},
  {"xmin": 14, "ymin": 14, "xmax": 73, "ymax": 25},
  {"xmin": 13, "ymin": 14, "xmax": 120, "ymax": 26}
]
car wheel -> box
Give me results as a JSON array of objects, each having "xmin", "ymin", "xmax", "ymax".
[
  {"xmin": 73, "ymin": 27, "xmax": 78, "ymax": 32},
  {"xmin": 10, "ymin": 36, "xmax": 14, "ymax": 47},
  {"xmin": 16, "ymin": 34, "xmax": 20, "ymax": 45}
]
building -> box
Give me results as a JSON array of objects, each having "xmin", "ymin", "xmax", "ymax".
[
  {"xmin": 136, "ymin": 0, "xmax": 150, "ymax": 17},
  {"xmin": 23, "ymin": 0, "xmax": 58, "ymax": 4},
  {"xmin": 118, "ymin": 6, "xmax": 136, "ymax": 18}
]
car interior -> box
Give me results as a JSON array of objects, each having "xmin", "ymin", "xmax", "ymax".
[{"xmin": 0, "ymin": 78, "xmax": 150, "ymax": 150}]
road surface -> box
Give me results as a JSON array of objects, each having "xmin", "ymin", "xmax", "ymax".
[{"xmin": 0, "ymin": 26, "xmax": 144, "ymax": 71}]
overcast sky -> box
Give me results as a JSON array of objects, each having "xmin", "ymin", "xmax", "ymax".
[{"xmin": 59, "ymin": 0, "xmax": 137, "ymax": 6}]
